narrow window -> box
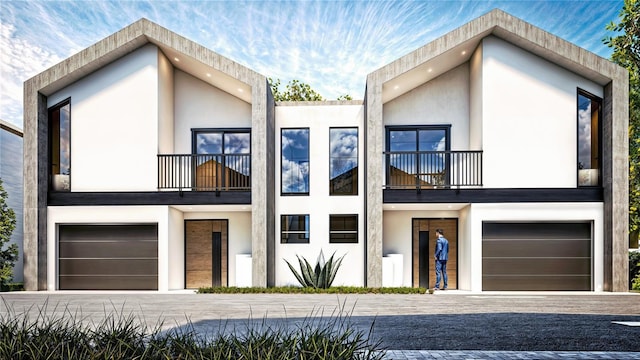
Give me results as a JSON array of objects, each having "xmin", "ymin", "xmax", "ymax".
[
  {"xmin": 49, "ymin": 99, "xmax": 71, "ymax": 191},
  {"xmin": 281, "ymin": 128, "xmax": 309, "ymax": 194},
  {"xmin": 330, "ymin": 128, "xmax": 358, "ymax": 195},
  {"xmin": 577, "ymin": 90, "xmax": 601, "ymax": 187},
  {"xmin": 281, "ymin": 215, "xmax": 310, "ymax": 243},
  {"xmin": 329, "ymin": 214, "xmax": 358, "ymax": 243}
]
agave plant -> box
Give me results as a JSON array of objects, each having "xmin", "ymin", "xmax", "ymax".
[{"xmin": 285, "ymin": 250, "xmax": 345, "ymax": 289}]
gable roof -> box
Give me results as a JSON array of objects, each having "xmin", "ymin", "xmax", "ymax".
[
  {"xmin": 370, "ymin": 9, "xmax": 626, "ymax": 103},
  {"xmin": 25, "ymin": 18, "xmax": 263, "ymax": 103}
]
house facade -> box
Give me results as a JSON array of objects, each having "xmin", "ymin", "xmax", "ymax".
[{"xmin": 23, "ymin": 10, "xmax": 629, "ymax": 292}]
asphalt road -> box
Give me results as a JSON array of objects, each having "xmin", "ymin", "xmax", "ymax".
[{"xmin": 1, "ymin": 291, "xmax": 639, "ymax": 352}]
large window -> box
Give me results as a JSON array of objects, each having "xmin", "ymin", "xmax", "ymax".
[
  {"xmin": 281, "ymin": 128, "xmax": 309, "ymax": 194},
  {"xmin": 49, "ymin": 99, "xmax": 71, "ymax": 191},
  {"xmin": 281, "ymin": 215, "xmax": 310, "ymax": 243},
  {"xmin": 329, "ymin": 215, "xmax": 358, "ymax": 243},
  {"xmin": 192, "ymin": 129, "xmax": 250, "ymax": 190},
  {"xmin": 386, "ymin": 126, "xmax": 450, "ymax": 188},
  {"xmin": 330, "ymin": 128, "xmax": 358, "ymax": 195},
  {"xmin": 577, "ymin": 90, "xmax": 601, "ymax": 187}
]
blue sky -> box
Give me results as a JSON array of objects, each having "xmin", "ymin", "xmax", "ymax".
[{"xmin": 0, "ymin": 0, "xmax": 623, "ymax": 129}]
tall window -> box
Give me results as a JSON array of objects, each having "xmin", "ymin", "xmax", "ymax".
[
  {"xmin": 330, "ymin": 128, "xmax": 358, "ymax": 195},
  {"xmin": 386, "ymin": 126, "xmax": 450, "ymax": 188},
  {"xmin": 281, "ymin": 215, "xmax": 310, "ymax": 243},
  {"xmin": 281, "ymin": 128, "xmax": 309, "ymax": 194},
  {"xmin": 329, "ymin": 215, "xmax": 358, "ymax": 243},
  {"xmin": 49, "ymin": 99, "xmax": 71, "ymax": 191},
  {"xmin": 192, "ymin": 129, "xmax": 251, "ymax": 190},
  {"xmin": 577, "ymin": 90, "xmax": 601, "ymax": 187}
]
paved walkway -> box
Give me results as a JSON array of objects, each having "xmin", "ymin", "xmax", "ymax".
[{"xmin": 1, "ymin": 291, "xmax": 638, "ymax": 359}]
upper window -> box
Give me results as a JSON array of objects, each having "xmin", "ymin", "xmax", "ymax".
[
  {"xmin": 329, "ymin": 214, "xmax": 358, "ymax": 243},
  {"xmin": 281, "ymin": 128, "xmax": 309, "ymax": 194},
  {"xmin": 281, "ymin": 215, "xmax": 310, "ymax": 243},
  {"xmin": 386, "ymin": 126, "xmax": 451, "ymax": 188},
  {"xmin": 330, "ymin": 128, "xmax": 358, "ymax": 195},
  {"xmin": 191, "ymin": 129, "xmax": 250, "ymax": 190},
  {"xmin": 577, "ymin": 90, "xmax": 601, "ymax": 187},
  {"xmin": 49, "ymin": 99, "xmax": 71, "ymax": 192}
]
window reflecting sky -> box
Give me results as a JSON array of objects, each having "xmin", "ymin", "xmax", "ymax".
[
  {"xmin": 578, "ymin": 94, "xmax": 593, "ymax": 169},
  {"xmin": 330, "ymin": 128, "xmax": 357, "ymax": 179},
  {"xmin": 282, "ymin": 129, "xmax": 309, "ymax": 193},
  {"xmin": 196, "ymin": 132, "xmax": 250, "ymax": 154}
]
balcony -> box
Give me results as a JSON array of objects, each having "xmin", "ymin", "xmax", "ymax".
[
  {"xmin": 384, "ymin": 150, "xmax": 482, "ymax": 191},
  {"xmin": 158, "ymin": 154, "xmax": 250, "ymax": 193}
]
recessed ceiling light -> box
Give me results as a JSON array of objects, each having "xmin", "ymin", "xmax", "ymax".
[
  {"xmin": 428, "ymin": 68, "xmax": 433, "ymax": 73},
  {"xmin": 238, "ymin": 88, "xmax": 244, "ymax": 92},
  {"xmin": 174, "ymin": 57, "xmax": 180, "ymax": 62},
  {"xmin": 206, "ymin": 73, "xmax": 211, "ymax": 77},
  {"xmin": 393, "ymin": 85, "xmax": 399, "ymax": 90},
  {"xmin": 461, "ymin": 50, "xmax": 467, "ymax": 55}
]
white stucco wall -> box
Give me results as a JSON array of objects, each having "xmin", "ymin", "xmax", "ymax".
[
  {"xmin": 46, "ymin": 205, "xmax": 171, "ymax": 291},
  {"xmin": 466, "ymin": 202, "xmax": 604, "ymax": 292},
  {"xmin": 478, "ymin": 36, "xmax": 603, "ymax": 188},
  {"xmin": 183, "ymin": 211, "xmax": 252, "ymax": 287},
  {"xmin": 158, "ymin": 51, "xmax": 175, "ymax": 154},
  {"xmin": 172, "ymin": 70, "xmax": 252, "ymax": 154},
  {"xmin": 275, "ymin": 104, "xmax": 365, "ymax": 287},
  {"xmin": 47, "ymin": 44, "xmax": 161, "ymax": 191},
  {"xmin": 383, "ymin": 64, "xmax": 470, "ymax": 150},
  {"xmin": 168, "ymin": 207, "xmax": 184, "ymax": 290}
]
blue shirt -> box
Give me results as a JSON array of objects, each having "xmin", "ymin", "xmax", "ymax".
[{"xmin": 435, "ymin": 236, "xmax": 449, "ymax": 261}]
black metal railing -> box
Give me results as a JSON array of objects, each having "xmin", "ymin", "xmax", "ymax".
[
  {"xmin": 383, "ymin": 150, "xmax": 482, "ymax": 190},
  {"xmin": 158, "ymin": 154, "xmax": 251, "ymax": 192}
]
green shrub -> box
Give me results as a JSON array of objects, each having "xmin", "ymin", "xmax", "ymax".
[
  {"xmin": 630, "ymin": 251, "xmax": 640, "ymax": 289},
  {"xmin": 633, "ymin": 271, "xmax": 640, "ymax": 291},
  {"xmin": 198, "ymin": 286, "xmax": 426, "ymax": 294},
  {"xmin": 0, "ymin": 299, "xmax": 385, "ymax": 359},
  {"xmin": 285, "ymin": 250, "xmax": 345, "ymax": 289}
]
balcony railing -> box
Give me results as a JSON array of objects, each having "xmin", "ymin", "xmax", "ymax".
[
  {"xmin": 158, "ymin": 154, "xmax": 250, "ymax": 192},
  {"xmin": 383, "ymin": 150, "xmax": 482, "ymax": 191}
]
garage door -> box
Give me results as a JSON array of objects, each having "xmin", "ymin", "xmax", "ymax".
[
  {"xmin": 59, "ymin": 224, "xmax": 158, "ymax": 290},
  {"xmin": 482, "ymin": 222, "xmax": 591, "ymax": 291}
]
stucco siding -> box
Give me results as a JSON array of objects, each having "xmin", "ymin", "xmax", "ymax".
[
  {"xmin": 47, "ymin": 44, "xmax": 160, "ymax": 192},
  {"xmin": 481, "ymin": 36, "xmax": 603, "ymax": 189}
]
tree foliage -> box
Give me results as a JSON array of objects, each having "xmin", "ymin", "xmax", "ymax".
[
  {"xmin": 0, "ymin": 178, "xmax": 18, "ymax": 286},
  {"xmin": 268, "ymin": 78, "xmax": 352, "ymax": 102},
  {"xmin": 605, "ymin": 0, "xmax": 640, "ymax": 235}
]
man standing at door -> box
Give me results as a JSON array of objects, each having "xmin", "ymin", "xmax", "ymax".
[{"xmin": 434, "ymin": 229, "xmax": 449, "ymax": 290}]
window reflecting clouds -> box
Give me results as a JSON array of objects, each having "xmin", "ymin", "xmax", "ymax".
[
  {"xmin": 281, "ymin": 128, "xmax": 310, "ymax": 194},
  {"xmin": 330, "ymin": 128, "xmax": 358, "ymax": 195},
  {"xmin": 577, "ymin": 91, "xmax": 601, "ymax": 186}
]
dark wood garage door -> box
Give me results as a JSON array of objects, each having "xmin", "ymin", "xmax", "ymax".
[
  {"xmin": 482, "ymin": 222, "xmax": 591, "ymax": 291},
  {"xmin": 58, "ymin": 224, "xmax": 158, "ymax": 290}
]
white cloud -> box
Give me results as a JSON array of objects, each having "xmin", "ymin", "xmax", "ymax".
[{"xmin": 0, "ymin": 23, "xmax": 62, "ymax": 128}]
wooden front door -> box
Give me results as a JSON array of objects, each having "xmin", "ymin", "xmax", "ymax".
[
  {"xmin": 412, "ymin": 218, "xmax": 457, "ymax": 289},
  {"xmin": 185, "ymin": 220, "xmax": 228, "ymax": 288}
]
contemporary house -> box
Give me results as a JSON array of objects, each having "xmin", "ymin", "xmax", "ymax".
[
  {"xmin": 23, "ymin": 9, "xmax": 629, "ymax": 292},
  {"xmin": 1, "ymin": 119, "xmax": 24, "ymax": 282}
]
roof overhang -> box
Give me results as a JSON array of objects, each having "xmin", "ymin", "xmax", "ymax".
[{"xmin": 374, "ymin": 9, "xmax": 622, "ymax": 104}]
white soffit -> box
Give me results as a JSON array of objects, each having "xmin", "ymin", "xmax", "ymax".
[
  {"xmin": 171, "ymin": 204, "xmax": 252, "ymax": 212},
  {"xmin": 383, "ymin": 203, "xmax": 469, "ymax": 211}
]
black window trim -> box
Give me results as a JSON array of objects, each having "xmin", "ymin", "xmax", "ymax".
[
  {"xmin": 576, "ymin": 89, "xmax": 602, "ymax": 188},
  {"xmin": 281, "ymin": 127, "xmax": 310, "ymax": 196},
  {"xmin": 329, "ymin": 214, "xmax": 358, "ymax": 244},
  {"xmin": 280, "ymin": 214, "xmax": 310, "ymax": 244},
  {"xmin": 329, "ymin": 126, "xmax": 359, "ymax": 196}
]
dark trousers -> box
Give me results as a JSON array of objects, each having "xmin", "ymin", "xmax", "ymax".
[{"xmin": 435, "ymin": 260, "xmax": 448, "ymax": 289}]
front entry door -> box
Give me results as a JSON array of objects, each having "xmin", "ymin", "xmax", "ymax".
[
  {"xmin": 185, "ymin": 220, "xmax": 228, "ymax": 288},
  {"xmin": 412, "ymin": 219, "xmax": 457, "ymax": 289}
]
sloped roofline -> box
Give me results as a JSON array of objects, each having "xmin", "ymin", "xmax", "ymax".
[
  {"xmin": 369, "ymin": 8, "xmax": 625, "ymax": 92},
  {"xmin": 24, "ymin": 18, "xmax": 264, "ymax": 101}
]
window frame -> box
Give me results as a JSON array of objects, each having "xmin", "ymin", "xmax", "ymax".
[
  {"xmin": 576, "ymin": 89, "xmax": 602, "ymax": 187},
  {"xmin": 190, "ymin": 128, "xmax": 251, "ymax": 155},
  {"xmin": 281, "ymin": 127, "xmax": 310, "ymax": 196},
  {"xmin": 329, "ymin": 214, "xmax": 358, "ymax": 244},
  {"xmin": 329, "ymin": 127, "xmax": 358, "ymax": 196},
  {"xmin": 48, "ymin": 98, "xmax": 71, "ymax": 192},
  {"xmin": 281, "ymin": 214, "xmax": 310, "ymax": 244}
]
